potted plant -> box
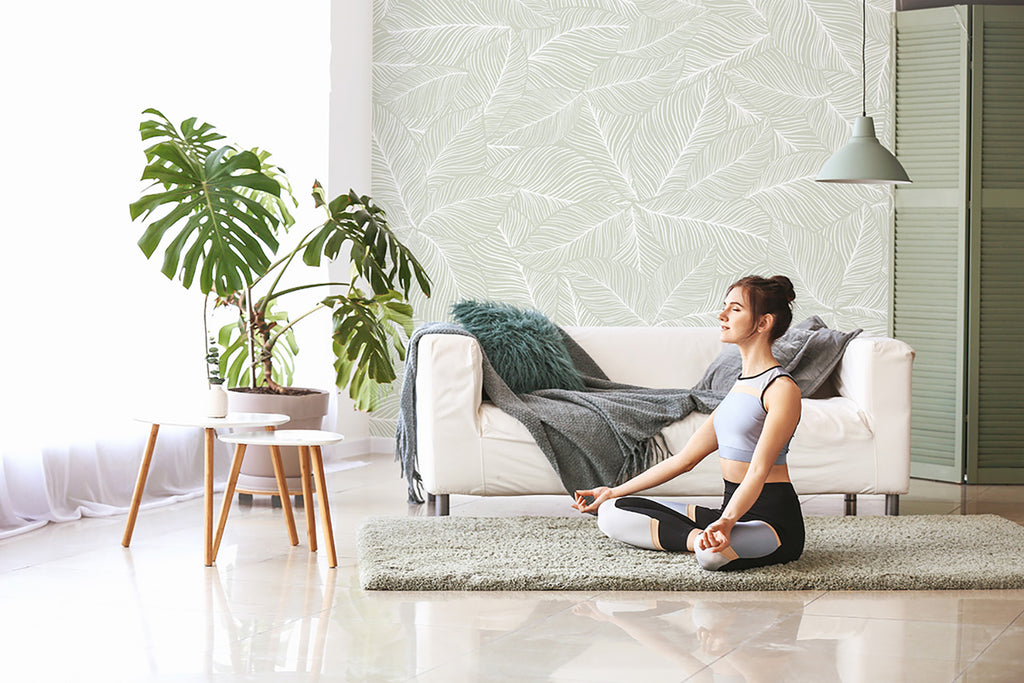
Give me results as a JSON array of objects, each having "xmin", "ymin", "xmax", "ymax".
[{"xmin": 130, "ymin": 108, "xmax": 431, "ymax": 495}]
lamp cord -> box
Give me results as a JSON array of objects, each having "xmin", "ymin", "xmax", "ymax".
[{"xmin": 862, "ymin": 0, "xmax": 867, "ymax": 116}]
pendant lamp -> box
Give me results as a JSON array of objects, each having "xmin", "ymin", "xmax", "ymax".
[{"xmin": 816, "ymin": 0, "xmax": 911, "ymax": 184}]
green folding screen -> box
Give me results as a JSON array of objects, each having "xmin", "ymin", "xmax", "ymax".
[{"xmin": 894, "ymin": 6, "xmax": 1024, "ymax": 483}]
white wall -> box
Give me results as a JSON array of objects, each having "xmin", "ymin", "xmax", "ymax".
[{"xmin": 0, "ymin": 0, "xmax": 330, "ymax": 443}]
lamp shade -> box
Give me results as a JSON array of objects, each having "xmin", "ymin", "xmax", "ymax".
[{"xmin": 816, "ymin": 116, "xmax": 911, "ymax": 184}]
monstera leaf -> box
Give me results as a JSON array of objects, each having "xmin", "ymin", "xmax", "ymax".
[
  {"xmin": 129, "ymin": 108, "xmax": 295, "ymax": 297},
  {"xmin": 328, "ymin": 290, "xmax": 414, "ymax": 411},
  {"xmin": 302, "ymin": 182, "xmax": 432, "ymax": 300}
]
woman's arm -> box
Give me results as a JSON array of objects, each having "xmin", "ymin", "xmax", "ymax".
[
  {"xmin": 699, "ymin": 378, "xmax": 801, "ymax": 551},
  {"xmin": 574, "ymin": 411, "xmax": 719, "ymax": 512}
]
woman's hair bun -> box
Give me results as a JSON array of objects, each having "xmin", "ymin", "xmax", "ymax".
[{"xmin": 771, "ymin": 275, "xmax": 796, "ymax": 303}]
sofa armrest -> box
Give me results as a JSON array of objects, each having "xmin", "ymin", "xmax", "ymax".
[
  {"xmin": 834, "ymin": 336, "xmax": 916, "ymax": 493},
  {"xmin": 415, "ymin": 333, "xmax": 485, "ymax": 494}
]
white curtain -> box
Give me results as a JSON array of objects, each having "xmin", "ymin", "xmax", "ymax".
[
  {"xmin": 0, "ymin": 421, "xmax": 232, "ymax": 540},
  {"xmin": 0, "ymin": 0, "xmax": 333, "ymax": 538}
]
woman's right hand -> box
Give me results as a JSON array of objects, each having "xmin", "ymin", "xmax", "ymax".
[{"xmin": 573, "ymin": 486, "xmax": 615, "ymax": 513}]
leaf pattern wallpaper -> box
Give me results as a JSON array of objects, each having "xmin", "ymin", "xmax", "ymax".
[{"xmin": 368, "ymin": 0, "xmax": 894, "ymax": 435}]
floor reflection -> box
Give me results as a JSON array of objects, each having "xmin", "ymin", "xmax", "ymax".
[
  {"xmin": 565, "ymin": 595, "xmax": 841, "ymax": 682},
  {"xmin": 204, "ymin": 552, "xmax": 337, "ymax": 676}
]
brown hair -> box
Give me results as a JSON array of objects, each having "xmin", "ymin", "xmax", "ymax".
[{"xmin": 728, "ymin": 275, "xmax": 796, "ymax": 342}]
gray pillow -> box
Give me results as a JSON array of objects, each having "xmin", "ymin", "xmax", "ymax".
[
  {"xmin": 790, "ymin": 324, "xmax": 863, "ymax": 396},
  {"xmin": 693, "ymin": 316, "xmax": 861, "ymax": 397}
]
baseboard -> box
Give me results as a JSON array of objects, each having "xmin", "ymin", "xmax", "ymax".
[
  {"xmin": 329, "ymin": 437, "xmax": 372, "ymax": 459},
  {"xmin": 370, "ymin": 436, "xmax": 396, "ymax": 454},
  {"xmin": 325, "ymin": 436, "xmax": 395, "ymax": 461}
]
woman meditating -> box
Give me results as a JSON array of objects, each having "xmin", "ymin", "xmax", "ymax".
[{"xmin": 574, "ymin": 275, "xmax": 804, "ymax": 571}]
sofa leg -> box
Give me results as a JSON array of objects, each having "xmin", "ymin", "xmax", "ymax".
[
  {"xmin": 844, "ymin": 494, "xmax": 857, "ymax": 516},
  {"xmin": 885, "ymin": 494, "xmax": 900, "ymax": 516},
  {"xmin": 434, "ymin": 494, "xmax": 450, "ymax": 517}
]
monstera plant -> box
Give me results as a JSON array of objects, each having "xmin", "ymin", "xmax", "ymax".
[{"xmin": 129, "ymin": 108, "xmax": 431, "ymax": 411}]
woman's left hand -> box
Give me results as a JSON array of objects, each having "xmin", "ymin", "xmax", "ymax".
[{"xmin": 698, "ymin": 518, "xmax": 735, "ymax": 553}]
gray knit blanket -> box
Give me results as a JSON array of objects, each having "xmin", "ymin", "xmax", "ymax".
[{"xmin": 396, "ymin": 323, "xmax": 724, "ymax": 503}]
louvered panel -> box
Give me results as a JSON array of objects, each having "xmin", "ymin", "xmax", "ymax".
[
  {"xmin": 895, "ymin": 23, "xmax": 963, "ymax": 187},
  {"xmin": 976, "ymin": 211, "xmax": 1024, "ymax": 469},
  {"xmin": 894, "ymin": 6, "xmax": 1024, "ymax": 483},
  {"xmin": 981, "ymin": 24, "xmax": 1024, "ymax": 188},
  {"xmin": 893, "ymin": 207, "xmax": 962, "ymax": 469}
]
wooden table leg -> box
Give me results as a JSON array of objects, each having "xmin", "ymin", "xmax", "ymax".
[
  {"xmin": 122, "ymin": 423, "xmax": 160, "ymax": 547},
  {"xmin": 312, "ymin": 571, "xmax": 337, "ymax": 668},
  {"xmin": 204, "ymin": 427, "xmax": 215, "ymax": 567},
  {"xmin": 298, "ymin": 445, "xmax": 317, "ymax": 552},
  {"xmin": 310, "ymin": 445, "xmax": 337, "ymax": 569},
  {"xmin": 266, "ymin": 427, "xmax": 298, "ymax": 547},
  {"xmin": 213, "ymin": 443, "xmax": 247, "ymax": 561}
]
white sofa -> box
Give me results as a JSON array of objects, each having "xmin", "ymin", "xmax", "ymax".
[{"xmin": 415, "ymin": 327, "xmax": 915, "ymax": 516}]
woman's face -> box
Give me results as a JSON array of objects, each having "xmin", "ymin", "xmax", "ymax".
[{"xmin": 718, "ymin": 287, "xmax": 756, "ymax": 343}]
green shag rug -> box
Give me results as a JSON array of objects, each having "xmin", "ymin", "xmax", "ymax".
[{"xmin": 357, "ymin": 514, "xmax": 1024, "ymax": 591}]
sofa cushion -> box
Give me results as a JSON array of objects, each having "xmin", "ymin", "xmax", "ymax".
[
  {"xmin": 451, "ymin": 300, "xmax": 586, "ymax": 394},
  {"xmin": 694, "ymin": 316, "xmax": 861, "ymax": 397},
  {"xmin": 566, "ymin": 326, "xmax": 723, "ymax": 388},
  {"xmin": 476, "ymin": 395, "xmax": 875, "ymax": 496}
]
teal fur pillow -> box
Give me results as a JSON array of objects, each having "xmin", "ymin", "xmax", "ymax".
[{"xmin": 451, "ymin": 300, "xmax": 586, "ymax": 394}]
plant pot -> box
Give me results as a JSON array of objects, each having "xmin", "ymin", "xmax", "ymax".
[{"xmin": 226, "ymin": 388, "xmax": 330, "ymax": 496}]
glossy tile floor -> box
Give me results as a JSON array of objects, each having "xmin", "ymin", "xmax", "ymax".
[{"xmin": 3, "ymin": 453, "xmax": 1024, "ymax": 683}]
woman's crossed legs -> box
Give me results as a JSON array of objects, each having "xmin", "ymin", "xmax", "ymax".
[{"xmin": 596, "ymin": 497, "xmax": 783, "ymax": 571}]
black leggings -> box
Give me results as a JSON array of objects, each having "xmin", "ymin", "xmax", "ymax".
[{"xmin": 600, "ymin": 480, "xmax": 805, "ymax": 571}]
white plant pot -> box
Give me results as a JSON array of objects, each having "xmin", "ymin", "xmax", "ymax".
[{"xmin": 226, "ymin": 388, "xmax": 330, "ymax": 496}]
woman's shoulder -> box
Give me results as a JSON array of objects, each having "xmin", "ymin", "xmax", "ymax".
[{"xmin": 763, "ymin": 370, "xmax": 801, "ymax": 410}]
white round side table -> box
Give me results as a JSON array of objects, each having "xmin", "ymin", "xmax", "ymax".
[
  {"xmin": 216, "ymin": 429, "xmax": 345, "ymax": 568},
  {"xmin": 124, "ymin": 413, "xmax": 289, "ymax": 567}
]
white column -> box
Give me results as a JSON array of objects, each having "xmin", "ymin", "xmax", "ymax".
[{"xmin": 328, "ymin": 0, "xmax": 373, "ymax": 443}]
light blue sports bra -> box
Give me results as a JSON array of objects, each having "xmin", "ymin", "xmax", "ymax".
[{"xmin": 712, "ymin": 365, "xmax": 795, "ymax": 465}]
